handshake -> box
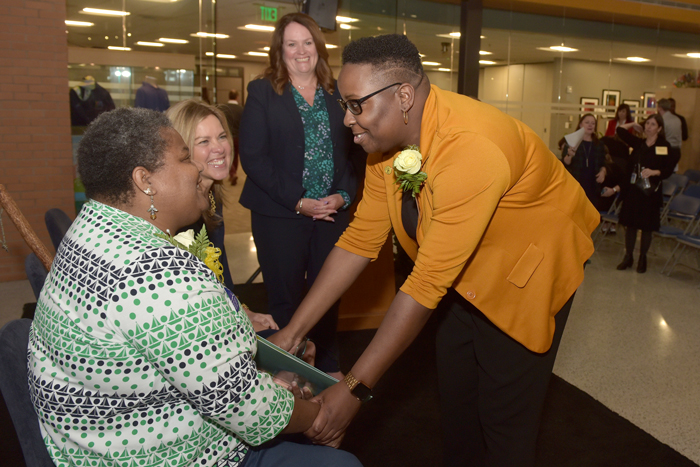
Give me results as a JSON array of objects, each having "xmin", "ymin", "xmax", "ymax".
[{"xmin": 261, "ymin": 330, "xmax": 370, "ymax": 448}]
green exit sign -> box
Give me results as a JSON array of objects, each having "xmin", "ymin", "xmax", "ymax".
[{"xmin": 260, "ymin": 6, "xmax": 277, "ymax": 22}]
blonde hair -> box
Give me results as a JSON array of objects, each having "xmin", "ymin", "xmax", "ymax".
[
  {"xmin": 166, "ymin": 99, "xmax": 232, "ymax": 156},
  {"xmin": 166, "ymin": 99, "xmax": 232, "ymax": 229}
]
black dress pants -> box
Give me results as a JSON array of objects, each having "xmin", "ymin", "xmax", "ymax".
[
  {"xmin": 251, "ymin": 211, "xmax": 350, "ymax": 373},
  {"xmin": 435, "ymin": 289, "xmax": 574, "ymax": 467}
]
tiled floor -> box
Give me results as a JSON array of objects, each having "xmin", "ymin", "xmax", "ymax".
[{"xmin": 2, "ymin": 170, "xmax": 699, "ymax": 463}]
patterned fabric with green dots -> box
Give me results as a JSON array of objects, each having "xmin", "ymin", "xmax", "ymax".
[
  {"xmin": 28, "ymin": 200, "xmax": 294, "ymax": 467},
  {"xmin": 291, "ymin": 85, "xmax": 351, "ymax": 209}
]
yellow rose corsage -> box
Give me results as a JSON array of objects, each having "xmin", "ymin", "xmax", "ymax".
[{"xmin": 155, "ymin": 225, "xmax": 225, "ymax": 283}]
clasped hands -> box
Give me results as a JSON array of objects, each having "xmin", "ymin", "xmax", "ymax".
[
  {"xmin": 269, "ymin": 329, "xmax": 362, "ymax": 449},
  {"xmin": 296, "ymin": 194, "xmax": 345, "ymax": 222}
]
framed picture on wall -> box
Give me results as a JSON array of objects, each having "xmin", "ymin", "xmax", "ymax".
[
  {"xmin": 580, "ymin": 97, "xmax": 599, "ymax": 117},
  {"xmin": 643, "ymin": 92, "xmax": 656, "ymax": 115},
  {"xmin": 622, "ymin": 99, "xmax": 640, "ymax": 122},
  {"xmin": 602, "ymin": 89, "xmax": 621, "ymax": 111}
]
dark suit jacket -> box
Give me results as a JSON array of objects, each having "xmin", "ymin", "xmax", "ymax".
[{"xmin": 239, "ymin": 78, "xmax": 364, "ymax": 219}]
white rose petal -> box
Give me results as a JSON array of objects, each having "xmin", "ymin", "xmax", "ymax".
[
  {"xmin": 173, "ymin": 229, "xmax": 195, "ymax": 248},
  {"xmin": 394, "ymin": 149, "xmax": 422, "ymax": 175}
]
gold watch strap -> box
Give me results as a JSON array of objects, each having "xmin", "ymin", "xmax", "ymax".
[{"xmin": 344, "ymin": 372, "xmax": 361, "ymax": 391}]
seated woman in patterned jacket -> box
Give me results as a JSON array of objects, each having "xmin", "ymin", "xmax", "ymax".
[{"xmin": 26, "ymin": 107, "xmax": 361, "ymax": 467}]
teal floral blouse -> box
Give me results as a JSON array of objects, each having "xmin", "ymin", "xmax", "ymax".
[{"xmin": 291, "ymin": 85, "xmax": 350, "ymax": 209}]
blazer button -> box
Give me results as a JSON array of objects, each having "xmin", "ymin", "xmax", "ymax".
[
  {"xmin": 466, "ymin": 291, "xmax": 476, "ymax": 300},
  {"xmin": 384, "ymin": 166, "xmax": 393, "ymax": 175}
]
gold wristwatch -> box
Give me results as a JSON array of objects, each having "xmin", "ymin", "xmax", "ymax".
[{"xmin": 344, "ymin": 372, "xmax": 373, "ymax": 403}]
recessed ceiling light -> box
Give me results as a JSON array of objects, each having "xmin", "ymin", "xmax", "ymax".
[
  {"xmin": 537, "ymin": 46, "xmax": 578, "ymax": 52},
  {"xmin": 479, "ymin": 60, "xmax": 496, "ymax": 65},
  {"xmin": 159, "ymin": 38, "xmax": 189, "ymax": 44},
  {"xmin": 65, "ymin": 20, "xmax": 94, "ymax": 26},
  {"xmin": 243, "ymin": 24, "xmax": 275, "ymax": 32},
  {"xmin": 449, "ymin": 32, "xmax": 460, "ymax": 38},
  {"xmin": 246, "ymin": 51, "xmax": 269, "ymax": 57},
  {"xmin": 217, "ymin": 54, "xmax": 236, "ymax": 59},
  {"xmin": 191, "ymin": 32, "xmax": 230, "ymax": 39},
  {"xmin": 422, "ymin": 61, "xmax": 441, "ymax": 66},
  {"xmin": 205, "ymin": 52, "xmax": 214, "ymax": 56},
  {"xmin": 326, "ymin": 44, "xmax": 338, "ymax": 49},
  {"xmin": 339, "ymin": 24, "xmax": 358, "ymax": 30},
  {"xmin": 438, "ymin": 68, "xmax": 452, "ymax": 72},
  {"xmin": 336, "ymin": 16, "xmax": 359, "ymax": 23},
  {"xmin": 136, "ymin": 41, "xmax": 164, "ymax": 47},
  {"xmin": 108, "ymin": 46, "xmax": 131, "ymax": 51},
  {"xmin": 479, "ymin": 51, "xmax": 492, "ymax": 55},
  {"xmin": 81, "ymin": 8, "xmax": 130, "ymax": 16},
  {"xmin": 687, "ymin": 52, "xmax": 700, "ymax": 58},
  {"xmin": 626, "ymin": 56, "xmax": 650, "ymax": 62}
]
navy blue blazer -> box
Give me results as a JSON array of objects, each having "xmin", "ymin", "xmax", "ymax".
[{"xmin": 239, "ymin": 78, "xmax": 364, "ymax": 219}]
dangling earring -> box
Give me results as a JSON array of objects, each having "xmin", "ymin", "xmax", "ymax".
[
  {"xmin": 145, "ymin": 187, "xmax": 157, "ymax": 220},
  {"xmin": 208, "ymin": 190, "xmax": 216, "ymax": 216},
  {"xmin": 403, "ymin": 111, "xmax": 409, "ymax": 125}
]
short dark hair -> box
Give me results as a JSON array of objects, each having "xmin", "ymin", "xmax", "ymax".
[
  {"xmin": 78, "ymin": 107, "xmax": 173, "ymax": 205},
  {"xmin": 657, "ymin": 98, "xmax": 672, "ymax": 111},
  {"xmin": 228, "ymin": 89, "xmax": 238, "ymax": 100},
  {"xmin": 342, "ymin": 34, "xmax": 424, "ymax": 84}
]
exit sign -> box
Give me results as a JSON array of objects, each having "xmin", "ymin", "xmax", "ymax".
[{"xmin": 260, "ymin": 6, "xmax": 277, "ymax": 22}]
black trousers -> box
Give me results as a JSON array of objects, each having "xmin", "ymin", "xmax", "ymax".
[
  {"xmin": 435, "ymin": 289, "xmax": 574, "ymax": 467},
  {"xmin": 251, "ymin": 211, "xmax": 350, "ymax": 373}
]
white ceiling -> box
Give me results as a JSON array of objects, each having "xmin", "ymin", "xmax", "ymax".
[{"xmin": 64, "ymin": 0, "xmax": 700, "ymax": 72}]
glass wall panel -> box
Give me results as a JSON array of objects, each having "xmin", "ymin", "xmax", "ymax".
[{"xmin": 63, "ymin": 0, "xmax": 700, "ymax": 170}]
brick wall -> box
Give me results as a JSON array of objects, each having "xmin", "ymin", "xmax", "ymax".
[{"xmin": 0, "ymin": 0, "xmax": 73, "ymax": 281}]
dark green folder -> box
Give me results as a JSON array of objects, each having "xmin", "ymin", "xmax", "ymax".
[{"xmin": 254, "ymin": 335, "xmax": 338, "ymax": 396}]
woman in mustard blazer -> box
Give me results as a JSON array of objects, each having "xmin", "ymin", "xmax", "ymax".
[{"xmin": 270, "ymin": 35, "xmax": 599, "ymax": 466}]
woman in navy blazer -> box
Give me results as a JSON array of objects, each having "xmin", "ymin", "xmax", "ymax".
[{"xmin": 239, "ymin": 13, "xmax": 364, "ymax": 375}]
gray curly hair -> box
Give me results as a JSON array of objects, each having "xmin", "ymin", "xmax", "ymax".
[{"xmin": 78, "ymin": 107, "xmax": 173, "ymax": 205}]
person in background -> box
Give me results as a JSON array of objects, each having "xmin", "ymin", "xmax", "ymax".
[
  {"xmin": 166, "ymin": 100, "xmax": 237, "ymax": 291},
  {"xmin": 270, "ymin": 34, "xmax": 599, "ymax": 467},
  {"xmin": 612, "ymin": 115, "xmax": 679, "ymax": 273},
  {"xmin": 561, "ymin": 113, "xmax": 608, "ymax": 205},
  {"xmin": 27, "ymin": 107, "xmax": 362, "ymax": 467},
  {"xmin": 657, "ymin": 98, "xmax": 682, "ymax": 162},
  {"xmin": 604, "ymin": 103, "xmax": 634, "ymax": 136},
  {"xmin": 668, "ymin": 97, "xmax": 688, "ymax": 142},
  {"xmin": 221, "ymin": 90, "xmax": 244, "ymax": 186},
  {"xmin": 239, "ymin": 12, "xmax": 363, "ymax": 378}
]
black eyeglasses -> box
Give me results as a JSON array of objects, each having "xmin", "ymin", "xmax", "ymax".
[{"xmin": 337, "ymin": 82, "xmax": 401, "ymax": 116}]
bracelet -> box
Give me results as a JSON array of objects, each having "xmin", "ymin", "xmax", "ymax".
[{"xmin": 295, "ymin": 198, "xmax": 303, "ymax": 215}]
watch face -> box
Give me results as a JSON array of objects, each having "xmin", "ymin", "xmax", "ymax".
[{"xmin": 352, "ymin": 383, "xmax": 373, "ymax": 402}]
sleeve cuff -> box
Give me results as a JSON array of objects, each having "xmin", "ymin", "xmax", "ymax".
[{"xmin": 337, "ymin": 190, "xmax": 351, "ymax": 210}]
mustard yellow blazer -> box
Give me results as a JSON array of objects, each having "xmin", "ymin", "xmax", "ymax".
[{"xmin": 336, "ymin": 85, "xmax": 599, "ymax": 353}]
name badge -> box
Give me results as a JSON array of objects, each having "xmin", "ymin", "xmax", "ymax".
[{"xmin": 656, "ymin": 146, "xmax": 668, "ymax": 155}]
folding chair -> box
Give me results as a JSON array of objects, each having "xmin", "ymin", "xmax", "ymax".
[
  {"xmin": 593, "ymin": 193, "xmax": 622, "ymax": 250},
  {"xmin": 683, "ymin": 184, "xmax": 700, "ymax": 200},
  {"xmin": 0, "ymin": 319, "xmax": 55, "ymax": 467},
  {"xmin": 24, "ymin": 253, "xmax": 48, "ymax": 300},
  {"xmin": 666, "ymin": 173, "xmax": 689, "ymax": 193},
  {"xmin": 661, "ymin": 220, "xmax": 700, "ymax": 276},
  {"xmin": 682, "ymin": 169, "xmax": 700, "ymax": 186},
  {"xmin": 660, "ymin": 180, "xmax": 679, "ymax": 220},
  {"xmin": 44, "ymin": 208, "xmax": 72, "ymax": 251},
  {"xmin": 653, "ymin": 194, "xmax": 700, "ymax": 255}
]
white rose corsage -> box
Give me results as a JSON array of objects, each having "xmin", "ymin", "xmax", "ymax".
[{"xmin": 394, "ymin": 145, "xmax": 427, "ymax": 198}]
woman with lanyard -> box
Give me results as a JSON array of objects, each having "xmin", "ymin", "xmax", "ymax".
[{"xmin": 610, "ymin": 114, "xmax": 678, "ymax": 273}]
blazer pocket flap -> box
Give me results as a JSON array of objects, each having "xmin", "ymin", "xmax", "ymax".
[{"xmin": 507, "ymin": 243, "xmax": 544, "ymax": 288}]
